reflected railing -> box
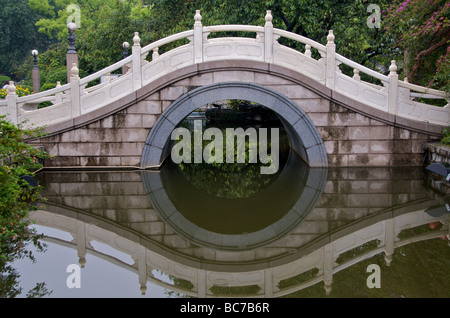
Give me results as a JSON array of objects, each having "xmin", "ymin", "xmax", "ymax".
[{"xmin": 30, "ymin": 164, "xmax": 450, "ymax": 297}]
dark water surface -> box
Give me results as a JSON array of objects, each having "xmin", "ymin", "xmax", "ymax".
[{"xmin": 6, "ymin": 149, "xmax": 450, "ymax": 298}]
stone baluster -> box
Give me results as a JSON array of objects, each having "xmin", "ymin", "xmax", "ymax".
[
  {"xmin": 305, "ymin": 45, "xmax": 312, "ymax": 58},
  {"xmin": 264, "ymin": 269, "xmax": 273, "ymax": 298},
  {"xmin": 137, "ymin": 245, "xmax": 147, "ymax": 295},
  {"xmin": 193, "ymin": 10, "xmax": 203, "ymax": 64},
  {"xmin": 353, "ymin": 69, "xmax": 361, "ymax": 81},
  {"xmin": 55, "ymin": 81, "xmax": 63, "ymax": 104},
  {"xmin": 6, "ymin": 81, "xmax": 17, "ymax": 124},
  {"xmin": 197, "ymin": 269, "xmax": 207, "ymax": 297},
  {"xmin": 264, "ymin": 10, "xmax": 274, "ymax": 63},
  {"xmin": 152, "ymin": 47, "xmax": 160, "ymax": 60},
  {"xmin": 384, "ymin": 218, "xmax": 395, "ymax": 266},
  {"xmin": 76, "ymin": 220, "xmax": 87, "ymax": 268},
  {"xmin": 388, "ymin": 60, "xmax": 399, "ymax": 115},
  {"xmin": 104, "ymin": 72, "xmax": 111, "ymax": 85},
  {"xmin": 70, "ymin": 63, "xmax": 81, "ymax": 118},
  {"xmin": 323, "ymin": 243, "xmax": 333, "ymax": 295},
  {"xmin": 132, "ymin": 32, "xmax": 142, "ymax": 90},
  {"xmin": 325, "ymin": 30, "xmax": 336, "ymax": 89}
]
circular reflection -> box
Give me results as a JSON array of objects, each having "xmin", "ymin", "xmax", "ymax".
[
  {"xmin": 144, "ymin": 104, "xmax": 327, "ymax": 251},
  {"xmin": 175, "ymin": 119, "xmax": 290, "ymax": 199},
  {"xmin": 143, "ymin": 150, "xmax": 327, "ymax": 251}
]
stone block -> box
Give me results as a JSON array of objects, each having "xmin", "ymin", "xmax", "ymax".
[
  {"xmin": 100, "ymin": 142, "xmax": 143, "ymax": 156},
  {"xmin": 326, "ymin": 154, "xmax": 349, "ymax": 167},
  {"xmin": 392, "ymin": 140, "xmax": 412, "ymax": 153},
  {"xmin": 318, "ymin": 127, "xmax": 348, "ymax": 141},
  {"xmin": 120, "ymin": 128, "xmax": 150, "ymax": 142},
  {"xmin": 307, "ymin": 112, "xmax": 329, "ymax": 127},
  {"xmin": 213, "ymin": 70, "xmax": 255, "ymax": 83},
  {"xmin": 348, "ymin": 126, "xmax": 393, "ymax": 140},
  {"xmin": 160, "ymin": 86, "xmax": 188, "ymax": 101},
  {"xmin": 254, "ymin": 73, "xmax": 293, "ymax": 85},
  {"xmin": 327, "ymin": 112, "xmax": 371, "ymax": 127},
  {"xmin": 294, "ymin": 98, "xmax": 330, "ymax": 113},
  {"xmin": 127, "ymin": 100, "xmax": 162, "ymax": 114},
  {"xmin": 369, "ymin": 140, "xmax": 392, "ymax": 153},
  {"xmin": 270, "ymin": 84, "xmax": 321, "ymax": 99},
  {"xmin": 338, "ymin": 140, "xmax": 369, "ymax": 154},
  {"xmin": 121, "ymin": 156, "xmax": 141, "ymax": 166},
  {"xmin": 175, "ymin": 72, "xmax": 214, "ymax": 86},
  {"xmin": 58, "ymin": 143, "xmax": 79, "ymax": 156}
]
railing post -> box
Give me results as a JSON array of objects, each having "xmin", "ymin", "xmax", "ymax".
[
  {"xmin": 55, "ymin": 81, "xmax": 63, "ymax": 104},
  {"xmin": 384, "ymin": 218, "xmax": 395, "ymax": 266},
  {"xmin": 132, "ymin": 32, "xmax": 142, "ymax": 90},
  {"xmin": 193, "ymin": 10, "xmax": 203, "ymax": 64},
  {"xmin": 323, "ymin": 243, "xmax": 333, "ymax": 295},
  {"xmin": 70, "ymin": 63, "xmax": 81, "ymax": 118},
  {"xmin": 325, "ymin": 30, "xmax": 336, "ymax": 90},
  {"xmin": 264, "ymin": 10, "xmax": 274, "ymax": 64},
  {"xmin": 388, "ymin": 60, "xmax": 399, "ymax": 115},
  {"xmin": 6, "ymin": 81, "xmax": 17, "ymax": 124}
]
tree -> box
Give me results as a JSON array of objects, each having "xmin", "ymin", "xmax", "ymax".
[
  {"xmin": 0, "ymin": 116, "xmax": 51, "ymax": 297},
  {"xmin": 0, "ymin": 0, "xmax": 48, "ymax": 79},
  {"xmin": 383, "ymin": 0, "xmax": 450, "ymax": 92}
]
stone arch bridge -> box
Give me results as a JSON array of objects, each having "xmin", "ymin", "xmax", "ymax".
[{"xmin": 1, "ymin": 10, "xmax": 448, "ymax": 168}]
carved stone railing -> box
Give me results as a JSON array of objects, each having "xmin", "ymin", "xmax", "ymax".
[
  {"xmin": 31, "ymin": 204, "xmax": 449, "ymax": 297},
  {"xmin": 1, "ymin": 10, "xmax": 448, "ymax": 127}
]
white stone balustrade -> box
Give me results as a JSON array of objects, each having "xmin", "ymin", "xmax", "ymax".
[{"xmin": 0, "ymin": 10, "xmax": 448, "ymax": 127}]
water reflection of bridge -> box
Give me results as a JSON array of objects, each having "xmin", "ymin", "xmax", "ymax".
[{"xmin": 33, "ymin": 167, "xmax": 449, "ymax": 297}]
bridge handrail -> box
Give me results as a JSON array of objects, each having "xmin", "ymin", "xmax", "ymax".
[
  {"xmin": 203, "ymin": 24, "xmax": 264, "ymax": 36},
  {"xmin": 141, "ymin": 30, "xmax": 194, "ymax": 55},
  {"xmin": 79, "ymin": 55, "xmax": 133, "ymax": 86},
  {"xmin": 399, "ymin": 80, "xmax": 448, "ymax": 98},
  {"xmin": 3, "ymin": 9, "xmax": 448, "ymax": 127},
  {"xmin": 335, "ymin": 53, "xmax": 388, "ymax": 83},
  {"xmin": 16, "ymin": 82, "xmax": 71, "ymax": 103},
  {"xmin": 274, "ymin": 28, "xmax": 327, "ymax": 54}
]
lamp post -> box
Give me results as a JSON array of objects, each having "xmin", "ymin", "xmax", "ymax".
[
  {"xmin": 66, "ymin": 22, "xmax": 78, "ymax": 82},
  {"xmin": 31, "ymin": 50, "xmax": 40, "ymax": 93},
  {"xmin": 122, "ymin": 42, "xmax": 130, "ymax": 75}
]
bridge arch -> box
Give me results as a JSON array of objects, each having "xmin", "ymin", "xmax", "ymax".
[{"xmin": 141, "ymin": 81, "xmax": 328, "ymax": 168}]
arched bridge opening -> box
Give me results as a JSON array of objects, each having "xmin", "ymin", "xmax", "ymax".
[{"xmin": 141, "ymin": 81, "xmax": 328, "ymax": 169}]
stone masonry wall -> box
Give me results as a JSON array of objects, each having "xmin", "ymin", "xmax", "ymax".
[{"xmin": 31, "ymin": 63, "xmax": 442, "ymax": 168}]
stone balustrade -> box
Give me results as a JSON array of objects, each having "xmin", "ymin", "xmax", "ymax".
[{"xmin": 0, "ymin": 10, "xmax": 448, "ymax": 127}]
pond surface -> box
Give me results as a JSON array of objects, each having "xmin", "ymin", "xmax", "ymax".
[{"xmin": 6, "ymin": 149, "xmax": 450, "ymax": 298}]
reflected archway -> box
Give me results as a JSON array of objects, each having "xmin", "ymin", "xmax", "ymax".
[{"xmin": 143, "ymin": 150, "xmax": 328, "ymax": 251}]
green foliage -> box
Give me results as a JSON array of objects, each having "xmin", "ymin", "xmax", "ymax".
[
  {"xmin": 0, "ymin": 0, "xmax": 49, "ymax": 78},
  {"xmin": 0, "ymin": 116, "xmax": 51, "ymax": 297},
  {"xmin": 0, "ymin": 76, "xmax": 11, "ymax": 85},
  {"xmin": 383, "ymin": 0, "xmax": 450, "ymax": 92},
  {"xmin": 441, "ymin": 126, "xmax": 450, "ymax": 146}
]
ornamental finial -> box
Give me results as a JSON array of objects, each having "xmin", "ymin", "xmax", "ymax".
[
  {"xmin": 194, "ymin": 10, "xmax": 202, "ymax": 25},
  {"xmin": 327, "ymin": 30, "xmax": 335, "ymax": 44},
  {"xmin": 389, "ymin": 60, "xmax": 398, "ymax": 74},
  {"xmin": 265, "ymin": 10, "xmax": 273, "ymax": 24},
  {"xmin": 6, "ymin": 81, "xmax": 16, "ymax": 95},
  {"xmin": 133, "ymin": 32, "xmax": 141, "ymax": 46},
  {"xmin": 71, "ymin": 63, "xmax": 79, "ymax": 77}
]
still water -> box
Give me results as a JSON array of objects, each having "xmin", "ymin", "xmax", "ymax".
[{"xmin": 7, "ymin": 150, "xmax": 450, "ymax": 298}]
